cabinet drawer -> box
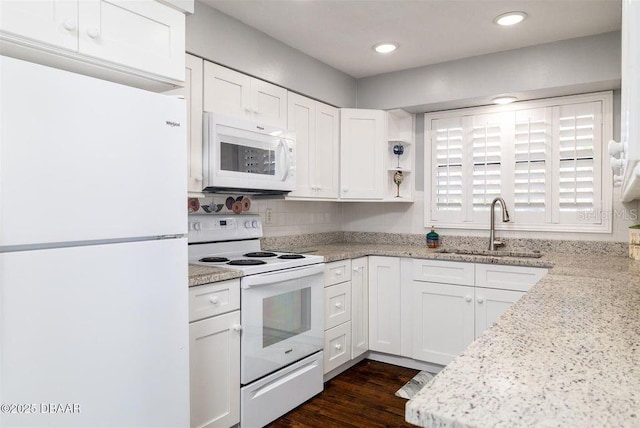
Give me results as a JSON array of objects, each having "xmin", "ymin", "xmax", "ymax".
[
  {"xmin": 189, "ymin": 279, "xmax": 240, "ymax": 322},
  {"xmin": 325, "ymin": 282, "xmax": 351, "ymax": 330},
  {"xmin": 325, "ymin": 259, "xmax": 352, "ymax": 286},
  {"xmin": 475, "ymin": 264, "xmax": 548, "ymax": 292},
  {"xmin": 412, "ymin": 259, "xmax": 474, "ymax": 286},
  {"xmin": 324, "ymin": 321, "xmax": 352, "ymax": 374}
]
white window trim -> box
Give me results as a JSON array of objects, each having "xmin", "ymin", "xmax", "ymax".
[{"xmin": 424, "ymin": 91, "xmax": 614, "ymax": 234}]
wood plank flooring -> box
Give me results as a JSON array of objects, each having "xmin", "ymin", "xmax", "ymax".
[{"xmin": 266, "ymin": 360, "xmax": 420, "ymax": 428}]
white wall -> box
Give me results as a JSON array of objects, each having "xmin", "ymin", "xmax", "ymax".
[
  {"xmin": 356, "ymin": 32, "xmax": 621, "ymax": 112},
  {"xmin": 186, "ymin": 1, "xmax": 357, "ymax": 107}
]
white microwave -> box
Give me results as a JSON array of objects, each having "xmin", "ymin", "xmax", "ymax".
[{"xmin": 202, "ymin": 113, "xmax": 296, "ymax": 195}]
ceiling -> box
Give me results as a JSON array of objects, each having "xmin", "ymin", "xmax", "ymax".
[{"xmin": 199, "ymin": 0, "xmax": 622, "ymax": 79}]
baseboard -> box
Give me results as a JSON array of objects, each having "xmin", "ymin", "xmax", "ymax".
[
  {"xmin": 366, "ymin": 352, "xmax": 445, "ymax": 374},
  {"xmin": 322, "ymin": 351, "xmax": 444, "ymax": 383}
]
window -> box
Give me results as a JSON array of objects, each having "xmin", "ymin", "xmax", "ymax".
[{"xmin": 425, "ymin": 92, "xmax": 613, "ymax": 233}]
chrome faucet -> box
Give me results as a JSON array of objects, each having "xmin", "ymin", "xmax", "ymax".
[{"xmin": 489, "ymin": 197, "xmax": 510, "ymax": 251}]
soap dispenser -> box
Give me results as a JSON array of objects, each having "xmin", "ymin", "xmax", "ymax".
[{"xmin": 426, "ymin": 226, "xmax": 440, "ymax": 248}]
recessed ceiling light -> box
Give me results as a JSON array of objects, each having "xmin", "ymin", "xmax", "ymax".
[
  {"xmin": 494, "ymin": 11, "xmax": 527, "ymax": 26},
  {"xmin": 492, "ymin": 96, "xmax": 518, "ymax": 105},
  {"xmin": 373, "ymin": 42, "xmax": 398, "ymax": 54}
]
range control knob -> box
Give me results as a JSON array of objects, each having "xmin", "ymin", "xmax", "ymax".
[
  {"xmin": 252, "ymin": 220, "xmax": 259, "ymax": 228},
  {"xmin": 244, "ymin": 220, "xmax": 252, "ymax": 228},
  {"xmin": 193, "ymin": 222, "xmax": 202, "ymax": 231}
]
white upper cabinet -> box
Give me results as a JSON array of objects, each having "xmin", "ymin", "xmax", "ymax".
[
  {"xmin": 287, "ymin": 92, "xmax": 339, "ymax": 199},
  {"xmin": 0, "ymin": 0, "xmax": 188, "ymax": 89},
  {"xmin": 340, "ymin": 109, "xmax": 386, "ymax": 200},
  {"xmin": 203, "ymin": 62, "xmax": 287, "ymax": 129},
  {"xmin": 78, "ymin": 1, "xmax": 185, "ymax": 81},
  {"xmin": 0, "ymin": 0, "xmax": 78, "ymax": 51},
  {"xmin": 165, "ymin": 54, "xmax": 204, "ymax": 195},
  {"xmin": 339, "ymin": 108, "xmax": 414, "ymax": 201},
  {"xmin": 618, "ymin": 0, "xmax": 640, "ymax": 201}
]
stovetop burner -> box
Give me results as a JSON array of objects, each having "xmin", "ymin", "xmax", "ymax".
[
  {"xmin": 199, "ymin": 256, "xmax": 230, "ymax": 263},
  {"xmin": 244, "ymin": 252, "xmax": 278, "ymax": 258},
  {"xmin": 278, "ymin": 254, "xmax": 305, "ymax": 259},
  {"xmin": 227, "ymin": 259, "xmax": 268, "ymax": 266}
]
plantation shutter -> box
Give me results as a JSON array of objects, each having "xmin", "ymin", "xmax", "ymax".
[
  {"xmin": 431, "ymin": 117, "xmax": 464, "ymax": 221},
  {"xmin": 513, "ymin": 108, "xmax": 552, "ymax": 223},
  {"xmin": 555, "ymin": 101, "xmax": 602, "ymax": 224},
  {"xmin": 471, "ymin": 114, "xmax": 505, "ymax": 213}
]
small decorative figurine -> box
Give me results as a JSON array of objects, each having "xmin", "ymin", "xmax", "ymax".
[
  {"xmin": 393, "ymin": 170, "xmax": 404, "ymax": 198},
  {"xmin": 393, "ymin": 143, "xmax": 404, "ymax": 168}
]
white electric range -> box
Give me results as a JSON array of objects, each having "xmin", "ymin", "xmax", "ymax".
[{"xmin": 188, "ymin": 214, "xmax": 325, "ymax": 428}]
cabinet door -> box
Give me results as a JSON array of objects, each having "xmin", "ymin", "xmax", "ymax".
[
  {"xmin": 78, "ymin": 0, "xmax": 185, "ymax": 81},
  {"xmin": 412, "ymin": 282, "xmax": 474, "ymax": 365},
  {"xmin": 0, "ymin": 0, "xmax": 78, "ymax": 50},
  {"xmin": 185, "ymin": 54, "xmax": 204, "ymax": 194},
  {"xmin": 324, "ymin": 321, "xmax": 352, "ymax": 374},
  {"xmin": 474, "ymin": 287, "xmax": 524, "ymax": 337},
  {"xmin": 325, "ymin": 282, "xmax": 351, "ymax": 330},
  {"xmin": 368, "ymin": 256, "xmax": 401, "ymax": 354},
  {"xmin": 315, "ymin": 102, "xmax": 340, "ymax": 199},
  {"xmin": 189, "ymin": 311, "xmax": 240, "ymax": 428},
  {"xmin": 287, "ymin": 92, "xmax": 316, "ymax": 197},
  {"xmin": 203, "ymin": 61, "xmax": 251, "ymax": 119},
  {"xmin": 165, "ymin": 54, "xmax": 204, "ymax": 194},
  {"xmin": 251, "ymin": 78, "xmax": 287, "ymax": 128},
  {"xmin": 340, "ymin": 109, "xmax": 385, "ymax": 199},
  {"xmin": 351, "ymin": 257, "xmax": 369, "ymax": 359}
]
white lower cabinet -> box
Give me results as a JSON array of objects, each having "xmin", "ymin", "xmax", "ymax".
[
  {"xmin": 323, "ymin": 257, "xmax": 369, "ymax": 374},
  {"xmin": 188, "ymin": 279, "xmax": 240, "ymax": 428},
  {"xmin": 412, "ymin": 282, "xmax": 475, "ymax": 365},
  {"xmin": 368, "ymin": 256, "xmax": 401, "ymax": 354},
  {"xmin": 324, "ymin": 321, "xmax": 352, "ymax": 372},
  {"xmin": 411, "ymin": 259, "xmax": 547, "ymax": 365},
  {"xmin": 474, "ymin": 287, "xmax": 524, "ymax": 337},
  {"xmin": 351, "ymin": 257, "xmax": 369, "ymax": 359}
]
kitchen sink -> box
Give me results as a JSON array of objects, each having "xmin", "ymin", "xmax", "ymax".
[{"xmin": 436, "ymin": 248, "xmax": 543, "ymax": 258}]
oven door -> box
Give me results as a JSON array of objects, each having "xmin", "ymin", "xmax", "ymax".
[
  {"xmin": 240, "ymin": 264, "xmax": 324, "ymax": 384},
  {"xmin": 203, "ymin": 113, "xmax": 296, "ymax": 192}
]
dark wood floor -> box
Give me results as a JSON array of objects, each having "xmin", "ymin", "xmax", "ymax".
[{"xmin": 266, "ymin": 360, "xmax": 420, "ymax": 428}]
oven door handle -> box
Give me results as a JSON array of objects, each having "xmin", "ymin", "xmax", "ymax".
[{"xmin": 241, "ymin": 263, "xmax": 325, "ymax": 289}]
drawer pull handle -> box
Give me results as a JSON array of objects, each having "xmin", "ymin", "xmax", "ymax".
[
  {"xmin": 334, "ymin": 344, "xmax": 342, "ymax": 350},
  {"xmin": 232, "ymin": 324, "xmax": 242, "ymax": 332},
  {"xmin": 209, "ymin": 296, "xmax": 220, "ymax": 305},
  {"xmin": 465, "ymin": 295, "xmax": 472, "ymax": 303}
]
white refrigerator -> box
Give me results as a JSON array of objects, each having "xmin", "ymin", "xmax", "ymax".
[{"xmin": 0, "ymin": 56, "xmax": 189, "ymax": 427}]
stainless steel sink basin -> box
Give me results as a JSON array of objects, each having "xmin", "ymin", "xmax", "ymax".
[{"xmin": 436, "ymin": 248, "xmax": 543, "ymax": 258}]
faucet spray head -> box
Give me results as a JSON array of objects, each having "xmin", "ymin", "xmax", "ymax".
[{"xmin": 503, "ymin": 206, "xmax": 510, "ymax": 222}]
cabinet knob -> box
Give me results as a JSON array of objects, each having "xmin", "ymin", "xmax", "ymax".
[
  {"xmin": 465, "ymin": 295, "xmax": 472, "ymax": 303},
  {"xmin": 195, "ymin": 175, "xmax": 203, "ymax": 182},
  {"xmin": 335, "ymin": 269, "xmax": 343, "ymax": 276},
  {"xmin": 87, "ymin": 28, "xmax": 100, "ymax": 39},
  {"xmin": 209, "ymin": 296, "xmax": 220, "ymax": 305},
  {"xmin": 334, "ymin": 343, "xmax": 342, "ymax": 350},
  {"xmin": 335, "ymin": 302, "xmax": 342, "ymax": 309},
  {"xmin": 353, "ymin": 267, "xmax": 359, "ymax": 272},
  {"xmin": 63, "ymin": 19, "xmax": 76, "ymax": 31},
  {"xmin": 342, "ymin": 186, "xmax": 349, "ymax": 193},
  {"xmin": 232, "ymin": 324, "xmax": 242, "ymax": 332},
  {"xmin": 608, "ymin": 139, "xmax": 624, "ymax": 156},
  {"xmin": 610, "ymin": 156, "xmax": 624, "ymax": 169},
  {"xmin": 477, "ymin": 297, "xmax": 484, "ymax": 304}
]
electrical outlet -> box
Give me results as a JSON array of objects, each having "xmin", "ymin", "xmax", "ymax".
[{"xmin": 265, "ymin": 208, "xmax": 273, "ymax": 224}]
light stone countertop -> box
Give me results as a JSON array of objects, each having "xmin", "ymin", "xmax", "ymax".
[
  {"xmin": 187, "ymin": 243, "xmax": 640, "ymax": 427},
  {"xmin": 188, "ymin": 264, "xmax": 243, "ymax": 287}
]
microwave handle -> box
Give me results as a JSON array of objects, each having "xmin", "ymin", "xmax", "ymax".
[{"xmin": 279, "ymin": 139, "xmax": 291, "ymax": 181}]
